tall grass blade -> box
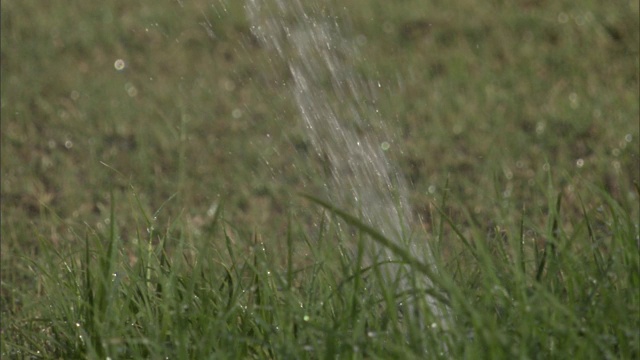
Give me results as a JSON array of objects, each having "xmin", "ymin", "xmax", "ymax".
[{"xmin": 301, "ymin": 193, "xmax": 449, "ymax": 295}]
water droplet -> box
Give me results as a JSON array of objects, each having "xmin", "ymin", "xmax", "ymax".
[
  {"xmin": 382, "ymin": 21, "xmax": 394, "ymax": 34},
  {"xmin": 380, "ymin": 141, "xmax": 390, "ymax": 151},
  {"xmin": 124, "ymin": 83, "xmax": 138, "ymax": 97},
  {"xmin": 303, "ymin": 315, "xmax": 310, "ymax": 321},
  {"xmin": 503, "ymin": 167, "xmax": 513, "ymax": 180},
  {"xmin": 569, "ymin": 92, "xmax": 579, "ymax": 109},
  {"xmin": 222, "ymin": 78, "xmax": 236, "ymax": 91},
  {"xmin": 625, "ymin": 134, "xmax": 633, "ymax": 143},
  {"xmin": 64, "ymin": 140, "xmax": 73, "ymax": 149},
  {"xmin": 613, "ymin": 161, "xmax": 621, "ymax": 171},
  {"xmin": 557, "ymin": 12, "xmax": 569, "ymax": 24},
  {"xmin": 576, "ymin": 158, "xmax": 584, "ymax": 168},
  {"xmin": 232, "ymin": 108, "xmax": 242, "ymax": 118},
  {"xmin": 207, "ymin": 203, "xmax": 218, "ymax": 217},
  {"xmin": 114, "ymin": 59, "xmax": 126, "ymax": 71}
]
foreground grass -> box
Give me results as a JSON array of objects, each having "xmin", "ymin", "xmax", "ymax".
[{"xmin": 2, "ymin": 184, "xmax": 638, "ymax": 359}]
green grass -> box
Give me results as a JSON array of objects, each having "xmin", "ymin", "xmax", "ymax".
[
  {"xmin": 2, "ymin": 184, "xmax": 638, "ymax": 358},
  {"xmin": 2, "ymin": 0, "xmax": 639, "ymax": 358}
]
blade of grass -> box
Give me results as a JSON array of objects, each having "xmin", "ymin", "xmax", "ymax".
[{"xmin": 301, "ymin": 193, "xmax": 450, "ymax": 297}]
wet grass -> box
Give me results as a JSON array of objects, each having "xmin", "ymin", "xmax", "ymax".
[
  {"xmin": 2, "ymin": 0, "xmax": 639, "ymax": 358},
  {"xmin": 2, "ymin": 185, "xmax": 638, "ymax": 358}
]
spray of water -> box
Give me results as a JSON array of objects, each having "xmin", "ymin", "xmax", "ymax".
[{"xmin": 245, "ymin": 0, "xmax": 449, "ymax": 336}]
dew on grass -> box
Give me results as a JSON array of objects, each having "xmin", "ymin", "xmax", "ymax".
[
  {"xmin": 624, "ymin": 133, "xmax": 633, "ymax": 142},
  {"xmin": 303, "ymin": 315, "xmax": 310, "ymax": 321},
  {"xmin": 232, "ymin": 108, "xmax": 243, "ymax": 118},
  {"xmin": 64, "ymin": 140, "xmax": 73, "ymax": 149},
  {"xmin": 380, "ymin": 141, "xmax": 390, "ymax": 151},
  {"xmin": 576, "ymin": 158, "xmax": 584, "ymax": 168}
]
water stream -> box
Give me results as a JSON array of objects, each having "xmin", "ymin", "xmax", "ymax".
[{"xmin": 245, "ymin": 0, "xmax": 449, "ymax": 336}]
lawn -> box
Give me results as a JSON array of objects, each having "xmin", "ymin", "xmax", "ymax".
[{"xmin": 1, "ymin": 0, "xmax": 638, "ymax": 358}]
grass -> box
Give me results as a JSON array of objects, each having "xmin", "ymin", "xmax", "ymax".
[
  {"xmin": 2, "ymin": 184, "xmax": 638, "ymax": 358},
  {"xmin": 1, "ymin": 0, "xmax": 639, "ymax": 358}
]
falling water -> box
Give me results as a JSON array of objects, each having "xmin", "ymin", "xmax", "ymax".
[{"xmin": 245, "ymin": 0, "xmax": 449, "ymax": 336}]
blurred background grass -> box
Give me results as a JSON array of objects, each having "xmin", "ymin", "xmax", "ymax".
[{"xmin": 1, "ymin": 0, "xmax": 638, "ymax": 316}]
